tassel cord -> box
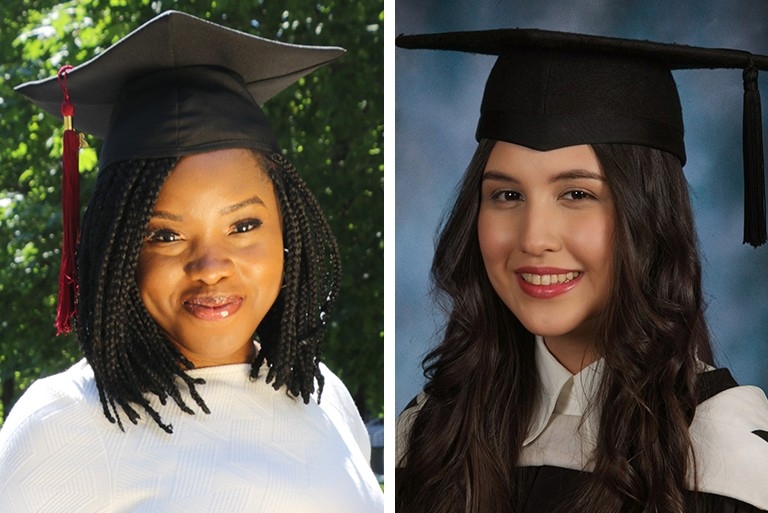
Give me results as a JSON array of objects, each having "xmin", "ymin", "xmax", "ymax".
[{"xmin": 742, "ymin": 64, "xmax": 767, "ymax": 247}]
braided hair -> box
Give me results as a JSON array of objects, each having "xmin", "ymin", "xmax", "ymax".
[{"xmin": 76, "ymin": 150, "xmax": 341, "ymax": 433}]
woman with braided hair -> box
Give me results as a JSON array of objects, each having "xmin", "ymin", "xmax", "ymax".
[
  {"xmin": 0, "ymin": 11, "xmax": 383, "ymax": 512},
  {"xmin": 77, "ymin": 150, "xmax": 340, "ymax": 431}
]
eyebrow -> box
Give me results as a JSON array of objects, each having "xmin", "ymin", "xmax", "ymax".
[
  {"xmin": 548, "ymin": 170, "xmax": 606, "ymax": 183},
  {"xmin": 150, "ymin": 210, "xmax": 183, "ymax": 222},
  {"xmin": 220, "ymin": 196, "xmax": 265, "ymax": 215},
  {"xmin": 150, "ymin": 196, "xmax": 265, "ymax": 221},
  {"xmin": 482, "ymin": 169, "xmax": 605, "ymax": 183}
]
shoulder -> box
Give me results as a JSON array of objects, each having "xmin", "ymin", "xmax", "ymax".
[
  {"xmin": 316, "ymin": 362, "xmax": 360, "ymax": 422},
  {"xmin": 396, "ymin": 391, "xmax": 428, "ymax": 467},
  {"xmin": 316, "ymin": 363, "xmax": 371, "ymax": 459},
  {"xmin": 0, "ymin": 361, "xmax": 111, "ymax": 512},
  {"xmin": 0, "ymin": 360, "xmax": 101, "ymax": 434},
  {"xmin": 691, "ymin": 382, "xmax": 768, "ymax": 510}
]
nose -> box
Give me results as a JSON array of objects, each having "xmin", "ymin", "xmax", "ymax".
[
  {"xmin": 184, "ymin": 243, "xmax": 235, "ymax": 284},
  {"xmin": 517, "ymin": 201, "xmax": 562, "ymax": 256}
]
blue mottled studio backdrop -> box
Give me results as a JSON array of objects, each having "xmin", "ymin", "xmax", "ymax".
[{"xmin": 395, "ymin": 0, "xmax": 768, "ymax": 414}]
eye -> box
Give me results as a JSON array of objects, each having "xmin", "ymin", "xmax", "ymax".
[
  {"xmin": 231, "ymin": 218, "xmax": 263, "ymax": 234},
  {"xmin": 145, "ymin": 229, "xmax": 181, "ymax": 243},
  {"xmin": 490, "ymin": 190, "xmax": 523, "ymax": 202},
  {"xmin": 562, "ymin": 190, "xmax": 595, "ymax": 201}
]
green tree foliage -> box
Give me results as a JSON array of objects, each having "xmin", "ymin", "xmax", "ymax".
[{"xmin": 0, "ymin": 0, "xmax": 383, "ymax": 425}]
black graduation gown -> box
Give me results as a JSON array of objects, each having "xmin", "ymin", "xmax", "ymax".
[{"xmin": 398, "ymin": 369, "xmax": 768, "ymax": 512}]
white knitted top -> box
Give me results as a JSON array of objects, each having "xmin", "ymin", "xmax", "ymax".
[{"xmin": 0, "ymin": 360, "xmax": 384, "ymax": 512}]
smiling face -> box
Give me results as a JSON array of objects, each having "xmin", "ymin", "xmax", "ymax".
[
  {"xmin": 478, "ymin": 141, "xmax": 614, "ymax": 356},
  {"xmin": 136, "ymin": 148, "xmax": 284, "ymax": 368}
]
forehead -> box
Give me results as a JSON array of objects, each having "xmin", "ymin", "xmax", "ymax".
[
  {"xmin": 154, "ymin": 149, "xmax": 276, "ymax": 206},
  {"xmin": 484, "ymin": 142, "xmax": 603, "ymax": 176}
]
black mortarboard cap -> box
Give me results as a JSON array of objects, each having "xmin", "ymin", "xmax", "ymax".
[
  {"xmin": 15, "ymin": 10, "xmax": 345, "ymax": 168},
  {"xmin": 396, "ymin": 29, "xmax": 768, "ymax": 247}
]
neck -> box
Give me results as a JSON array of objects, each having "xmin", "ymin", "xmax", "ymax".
[{"xmin": 542, "ymin": 333, "xmax": 597, "ymax": 374}]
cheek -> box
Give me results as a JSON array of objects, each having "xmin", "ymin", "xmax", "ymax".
[
  {"xmin": 135, "ymin": 251, "xmax": 152, "ymax": 298},
  {"xmin": 135, "ymin": 251, "xmax": 172, "ymax": 311},
  {"xmin": 593, "ymin": 213, "xmax": 614, "ymax": 265},
  {"xmin": 136, "ymin": 246, "xmax": 184, "ymax": 314},
  {"xmin": 243, "ymin": 232, "xmax": 284, "ymax": 295},
  {"xmin": 569, "ymin": 211, "xmax": 614, "ymax": 285},
  {"xmin": 477, "ymin": 211, "xmax": 514, "ymax": 265},
  {"xmin": 256, "ymin": 249, "xmax": 284, "ymax": 293}
]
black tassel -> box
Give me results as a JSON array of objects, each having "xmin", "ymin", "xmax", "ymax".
[{"xmin": 742, "ymin": 64, "xmax": 767, "ymax": 247}]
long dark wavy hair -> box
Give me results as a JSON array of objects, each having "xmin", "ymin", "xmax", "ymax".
[
  {"xmin": 76, "ymin": 150, "xmax": 341, "ymax": 433},
  {"xmin": 396, "ymin": 139, "xmax": 714, "ymax": 513}
]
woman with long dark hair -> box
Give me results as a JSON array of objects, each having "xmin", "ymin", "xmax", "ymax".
[
  {"xmin": 396, "ymin": 30, "xmax": 768, "ymax": 513},
  {"xmin": 0, "ymin": 11, "xmax": 383, "ymax": 512}
]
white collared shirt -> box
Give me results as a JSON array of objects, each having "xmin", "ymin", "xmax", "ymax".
[
  {"xmin": 518, "ymin": 336, "xmax": 602, "ymax": 471},
  {"xmin": 517, "ymin": 336, "xmax": 768, "ymax": 510},
  {"xmin": 397, "ymin": 335, "xmax": 768, "ymax": 510}
]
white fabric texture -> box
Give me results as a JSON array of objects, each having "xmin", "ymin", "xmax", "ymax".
[{"xmin": 0, "ymin": 360, "xmax": 384, "ymax": 513}]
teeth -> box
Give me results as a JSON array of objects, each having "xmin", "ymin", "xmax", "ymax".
[
  {"xmin": 521, "ymin": 271, "xmax": 580, "ymax": 285},
  {"xmin": 186, "ymin": 296, "xmax": 234, "ymax": 307}
]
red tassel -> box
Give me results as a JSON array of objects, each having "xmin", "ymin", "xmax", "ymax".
[{"xmin": 56, "ymin": 65, "xmax": 80, "ymax": 334}]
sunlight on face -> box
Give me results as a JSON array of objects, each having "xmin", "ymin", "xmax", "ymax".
[{"xmin": 136, "ymin": 149, "xmax": 284, "ymax": 367}]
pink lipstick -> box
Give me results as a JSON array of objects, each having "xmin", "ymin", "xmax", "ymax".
[
  {"xmin": 183, "ymin": 295, "xmax": 243, "ymax": 320},
  {"xmin": 515, "ymin": 267, "xmax": 582, "ymax": 299}
]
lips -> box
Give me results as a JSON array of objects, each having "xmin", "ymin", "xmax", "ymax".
[
  {"xmin": 514, "ymin": 267, "xmax": 583, "ymax": 299},
  {"xmin": 183, "ymin": 295, "xmax": 243, "ymax": 320}
]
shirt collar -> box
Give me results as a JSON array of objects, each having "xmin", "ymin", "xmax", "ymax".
[{"xmin": 524, "ymin": 336, "xmax": 604, "ymax": 445}]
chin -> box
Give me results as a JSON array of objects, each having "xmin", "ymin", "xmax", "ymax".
[
  {"xmin": 515, "ymin": 313, "xmax": 590, "ymax": 340},
  {"xmin": 524, "ymin": 317, "xmax": 601, "ymax": 344}
]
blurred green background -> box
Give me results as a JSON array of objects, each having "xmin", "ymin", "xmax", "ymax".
[{"xmin": 0, "ymin": 0, "xmax": 383, "ymax": 425}]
